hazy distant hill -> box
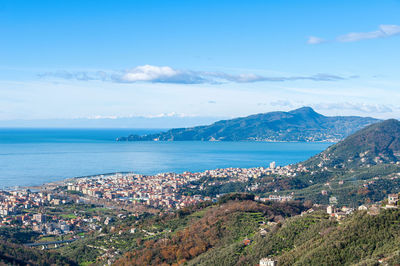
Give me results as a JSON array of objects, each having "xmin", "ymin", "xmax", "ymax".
[
  {"xmin": 117, "ymin": 107, "xmax": 379, "ymax": 142},
  {"xmin": 305, "ymin": 119, "xmax": 400, "ymax": 169}
]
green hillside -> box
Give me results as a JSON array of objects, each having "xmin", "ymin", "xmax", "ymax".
[
  {"xmin": 187, "ymin": 208, "xmax": 400, "ymax": 266},
  {"xmin": 0, "ymin": 241, "xmax": 76, "ymax": 266},
  {"xmin": 111, "ymin": 197, "xmax": 400, "ymax": 266},
  {"xmin": 115, "ymin": 196, "xmax": 305, "ymax": 265},
  {"xmin": 305, "ymin": 119, "xmax": 400, "ymax": 169}
]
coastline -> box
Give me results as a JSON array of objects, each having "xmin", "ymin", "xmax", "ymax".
[{"xmin": 19, "ymin": 172, "xmax": 136, "ymax": 192}]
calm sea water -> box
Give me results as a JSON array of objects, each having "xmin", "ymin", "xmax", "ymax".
[{"xmin": 0, "ymin": 128, "xmax": 332, "ymax": 188}]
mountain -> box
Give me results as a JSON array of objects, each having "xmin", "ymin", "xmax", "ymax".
[
  {"xmin": 117, "ymin": 107, "xmax": 379, "ymax": 142},
  {"xmin": 305, "ymin": 119, "xmax": 400, "ymax": 169}
]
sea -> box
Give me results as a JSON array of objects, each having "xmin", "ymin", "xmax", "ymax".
[{"xmin": 0, "ymin": 128, "xmax": 332, "ymax": 188}]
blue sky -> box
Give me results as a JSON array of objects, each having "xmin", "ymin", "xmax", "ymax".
[{"xmin": 1, "ymin": 0, "xmax": 400, "ymax": 125}]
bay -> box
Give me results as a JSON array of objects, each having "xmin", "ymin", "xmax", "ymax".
[{"xmin": 0, "ymin": 128, "xmax": 332, "ymax": 188}]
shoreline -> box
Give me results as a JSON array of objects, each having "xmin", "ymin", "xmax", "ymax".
[
  {"xmin": 12, "ymin": 163, "xmax": 282, "ymax": 192},
  {"xmin": 17, "ymin": 171, "xmax": 136, "ymax": 192}
]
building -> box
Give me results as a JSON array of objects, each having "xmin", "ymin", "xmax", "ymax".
[
  {"xmin": 388, "ymin": 194, "xmax": 399, "ymax": 205},
  {"xmin": 47, "ymin": 194, "xmax": 53, "ymax": 201},
  {"xmin": 269, "ymin": 161, "xmax": 276, "ymax": 169},
  {"xmin": 33, "ymin": 213, "xmax": 45, "ymax": 223},
  {"xmin": 260, "ymin": 258, "xmax": 277, "ymax": 266},
  {"xmin": 326, "ymin": 205, "xmax": 334, "ymax": 214}
]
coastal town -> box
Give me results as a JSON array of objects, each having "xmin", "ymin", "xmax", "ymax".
[
  {"xmin": 1, "ymin": 160, "xmax": 399, "ymax": 243},
  {"xmin": 0, "ymin": 162, "xmax": 305, "ymax": 236}
]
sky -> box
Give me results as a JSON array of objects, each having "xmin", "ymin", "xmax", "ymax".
[{"xmin": 1, "ymin": 0, "xmax": 400, "ymax": 126}]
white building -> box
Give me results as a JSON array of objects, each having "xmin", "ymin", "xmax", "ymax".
[{"xmin": 260, "ymin": 258, "xmax": 277, "ymax": 266}]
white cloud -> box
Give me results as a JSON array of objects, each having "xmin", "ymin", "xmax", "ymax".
[
  {"xmin": 307, "ymin": 36, "xmax": 326, "ymax": 44},
  {"xmin": 115, "ymin": 65, "xmax": 207, "ymax": 84},
  {"xmin": 338, "ymin": 25, "xmax": 400, "ymax": 42},
  {"xmin": 309, "ymin": 24, "xmax": 400, "ymax": 44},
  {"xmin": 380, "ymin": 24, "xmax": 400, "ymax": 36},
  {"xmin": 121, "ymin": 65, "xmax": 177, "ymax": 82}
]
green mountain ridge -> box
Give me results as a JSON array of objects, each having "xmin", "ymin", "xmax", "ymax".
[
  {"xmin": 305, "ymin": 119, "xmax": 400, "ymax": 169},
  {"xmin": 117, "ymin": 107, "xmax": 379, "ymax": 142}
]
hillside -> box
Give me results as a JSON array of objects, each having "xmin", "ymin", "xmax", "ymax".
[
  {"xmin": 0, "ymin": 227, "xmax": 75, "ymax": 265},
  {"xmin": 305, "ymin": 119, "xmax": 400, "ymax": 169},
  {"xmin": 111, "ymin": 197, "xmax": 400, "ymax": 266},
  {"xmin": 117, "ymin": 107, "xmax": 379, "ymax": 142},
  {"xmin": 114, "ymin": 196, "xmax": 306, "ymax": 265},
  {"xmin": 187, "ymin": 208, "xmax": 400, "ymax": 266},
  {"xmin": 0, "ymin": 241, "xmax": 76, "ymax": 266}
]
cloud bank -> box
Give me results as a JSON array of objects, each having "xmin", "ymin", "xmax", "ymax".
[
  {"xmin": 257, "ymin": 100, "xmax": 393, "ymax": 115},
  {"xmin": 313, "ymin": 102, "xmax": 393, "ymax": 114},
  {"xmin": 308, "ymin": 24, "xmax": 400, "ymax": 44},
  {"xmin": 39, "ymin": 65, "xmax": 352, "ymax": 84}
]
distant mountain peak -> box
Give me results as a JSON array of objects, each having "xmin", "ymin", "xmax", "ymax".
[
  {"xmin": 288, "ymin": 106, "xmax": 323, "ymax": 119},
  {"xmin": 289, "ymin": 106, "xmax": 317, "ymax": 114}
]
